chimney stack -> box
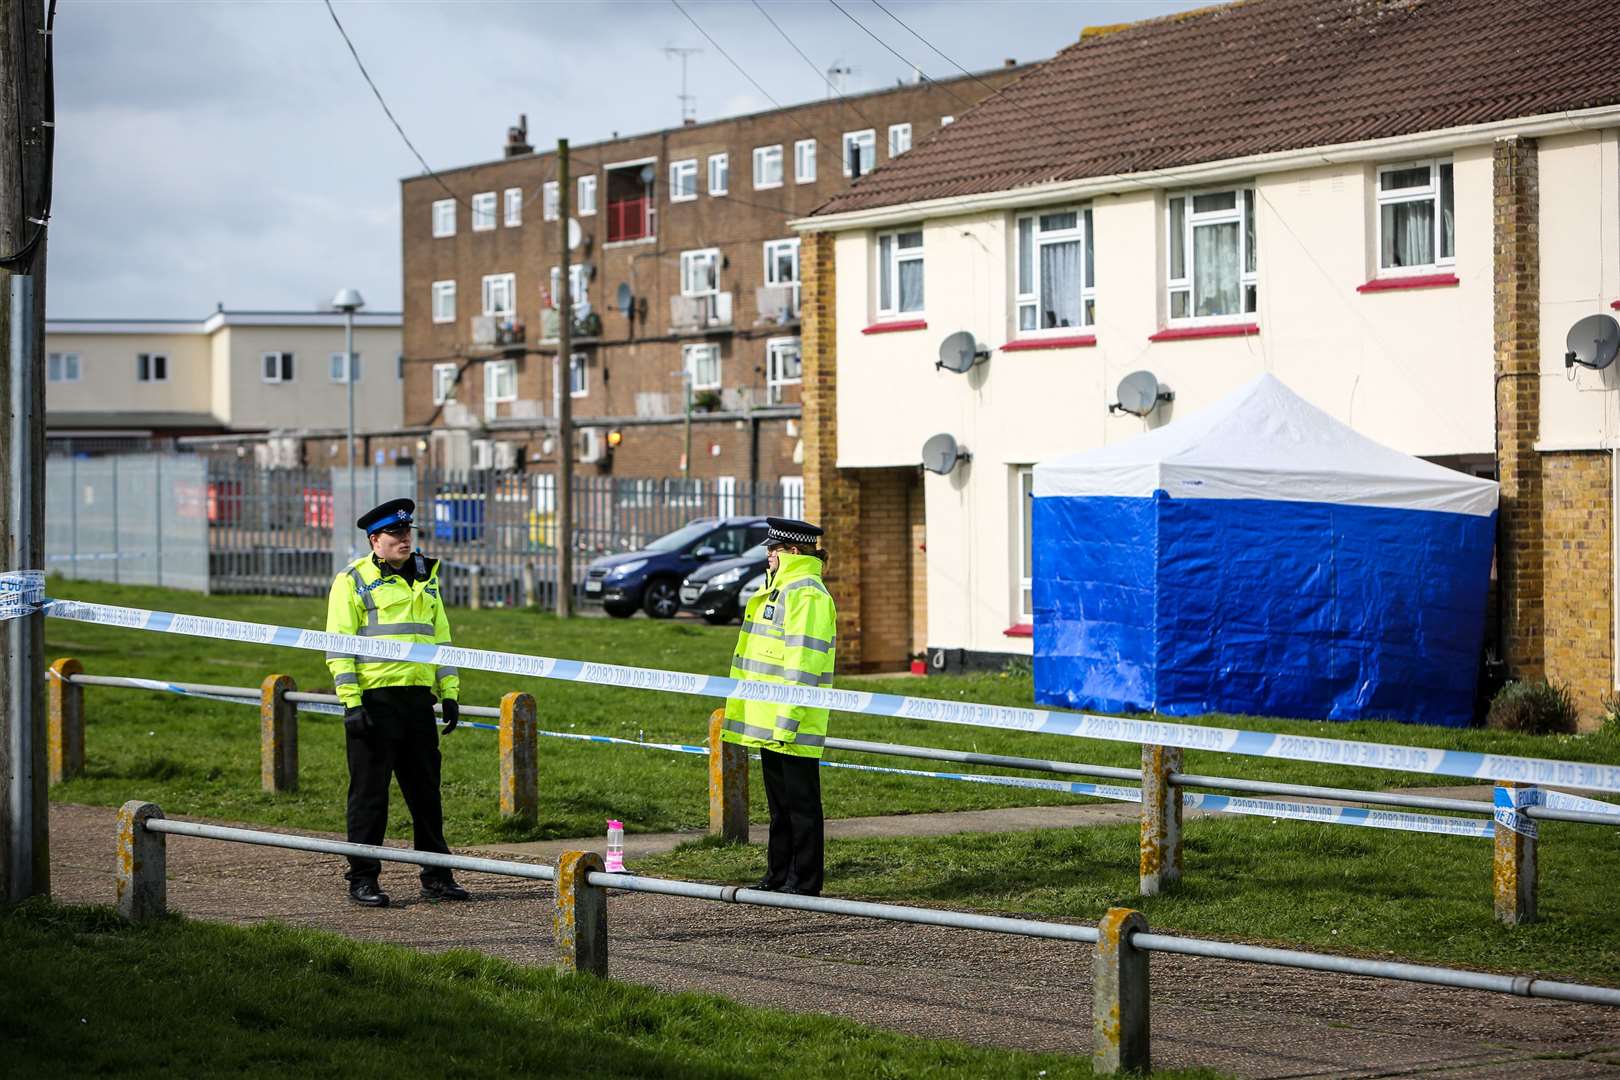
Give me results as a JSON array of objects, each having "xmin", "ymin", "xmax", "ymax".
[{"xmin": 505, "ymin": 113, "xmax": 533, "ymax": 158}]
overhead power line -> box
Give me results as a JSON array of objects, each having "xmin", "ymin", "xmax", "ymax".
[
  {"xmin": 823, "ymin": 0, "xmax": 977, "ymax": 114},
  {"xmin": 749, "ymin": 0, "xmax": 881, "ymax": 133}
]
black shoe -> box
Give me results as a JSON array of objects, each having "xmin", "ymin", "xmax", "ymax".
[
  {"xmin": 349, "ymin": 881, "xmax": 389, "ymax": 908},
  {"xmin": 748, "ymin": 878, "xmax": 782, "ymax": 892},
  {"xmin": 780, "ymin": 886, "xmax": 821, "ymax": 897},
  {"xmin": 420, "ymin": 877, "xmax": 470, "ymax": 901}
]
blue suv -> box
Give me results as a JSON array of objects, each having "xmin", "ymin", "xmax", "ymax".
[{"xmin": 584, "ymin": 516, "xmax": 771, "ymax": 618}]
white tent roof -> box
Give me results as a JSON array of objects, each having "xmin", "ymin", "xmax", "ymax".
[{"xmin": 1033, "ymin": 374, "xmax": 1498, "ymax": 518}]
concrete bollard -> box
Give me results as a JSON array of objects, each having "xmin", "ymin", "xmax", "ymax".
[
  {"xmin": 553, "ymin": 850, "xmax": 608, "ymax": 977},
  {"xmin": 260, "ymin": 674, "xmax": 298, "ymax": 793},
  {"xmin": 116, "ymin": 800, "xmax": 167, "ymax": 922},
  {"xmin": 499, "ymin": 691, "xmax": 538, "ymax": 823},
  {"xmin": 1139, "ymin": 743, "xmax": 1183, "ymax": 896},
  {"xmin": 47, "ymin": 657, "xmax": 85, "ymax": 785},
  {"xmin": 1493, "ymin": 783, "xmax": 1538, "ymax": 925},
  {"xmin": 469, "ymin": 565, "xmax": 483, "ymax": 610},
  {"xmin": 1092, "ymin": 906, "xmax": 1151, "ymax": 1076},
  {"xmin": 708, "ymin": 707, "xmax": 749, "ymax": 842},
  {"xmin": 521, "ymin": 562, "xmax": 537, "ymax": 608}
]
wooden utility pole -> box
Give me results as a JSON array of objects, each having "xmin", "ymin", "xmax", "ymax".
[
  {"xmin": 554, "ymin": 139, "xmax": 573, "ymax": 617},
  {"xmin": 1, "ymin": 0, "xmax": 52, "ymax": 904}
]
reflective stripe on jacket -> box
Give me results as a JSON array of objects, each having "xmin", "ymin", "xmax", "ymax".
[
  {"xmin": 325, "ymin": 552, "xmax": 460, "ymax": 709},
  {"xmin": 720, "ymin": 552, "xmax": 836, "ymax": 759}
]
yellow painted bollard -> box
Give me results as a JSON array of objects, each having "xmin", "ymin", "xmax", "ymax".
[
  {"xmin": 499, "ymin": 691, "xmax": 538, "ymax": 823},
  {"xmin": 1092, "ymin": 907, "xmax": 1151, "ymax": 1076},
  {"xmin": 553, "ymin": 850, "xmax": 608, "ymax": 976},
  {"xmin": 260, "ymin": 674, "xmax": 298, "ymax": 793},
  {"xmin": 1139, "ymin": 744, "xmax": 1183, "ymax": 896},
  {"xmin": 47, "ymin": 657, "xmax": 85, "ymax": 784},
  {"xmin": 1493, "ymin": 783, "xmax": 1538, "ymax": 925},
  {"xmin": 116, "ymin": 800, "xmax": 166, "ymax": 922},
  {"xmin": 708, "ymin": 708, "xmax": 749, "ymax": 842}
]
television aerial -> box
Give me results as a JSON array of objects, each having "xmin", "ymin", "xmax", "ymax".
[
  {"xmin": 920, "ymin": 432, "xmax": 970, "ymax": 475},
  {"xmin": 1110, "ymin": 370, "xmax": 1174, "ymax": 416},
  {"xmin": 1565, "ymin": 313, "xmax": 1620, "ymax": 371},
  {"xmin": 936, "ymin": 330, "xmax": 989, "ymax": 374}
]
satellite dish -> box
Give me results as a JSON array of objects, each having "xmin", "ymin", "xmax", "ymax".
[
  {"xmin": 567, "ymin": 218, "xmax": 583, "ymax": 251},
  {"xmin": 1111, "ymin": 370, "xmax": 1173, "ymax": 417},
  {"xmin": 1565, "ymin": 314, "xmax": 1620, "ymax": 372},
  {"xmin": 936, "ymin": 330, "xmax": 989, "ymax": 374},
  {"xmin": 615, "ymin": 282, "xmax": 633, "ymax": 316},
  {"xmin": 921, "ymin": 432, "xmax": 970, "ymax": 474}
]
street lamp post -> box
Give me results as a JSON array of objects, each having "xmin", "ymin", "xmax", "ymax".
[{"xmin": 332, "ymin": 288, "xmax": 365, "ymax": 552}]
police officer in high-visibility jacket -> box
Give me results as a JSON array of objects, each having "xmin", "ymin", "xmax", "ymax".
[
  {"xmin": 327, "ymin": 498, "xmax": 468, "ymax": 908},
  {"xmin": 721, "ymin": 516, "xmax": 836, "ymax": 896}
]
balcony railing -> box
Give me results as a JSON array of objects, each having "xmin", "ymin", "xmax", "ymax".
[{"xmin": 606, "ymin": 196, "xmax": 652, "ymax": 243}]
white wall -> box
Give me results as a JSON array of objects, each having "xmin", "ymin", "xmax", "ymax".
[
  {"xmin": 834, "ymin": 141, "xmax": 1547, "ymax": 656},
  {"xmin": 44, "ymin": 331, "xmax": 213, "ymax": 416},
  {"xmin": 221, "ymin": 324, "xmax": 404, "ymax": 431}
]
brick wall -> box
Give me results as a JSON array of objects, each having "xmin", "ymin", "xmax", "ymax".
[
  {"xmin": 857, "ymin": 468, "xmax": 918, "ymax": 671},
  {"xmin": 1542, "ymin": 451, "xmax": 1614, "ymax": 728},
  {"xmin": 908, "ymin": 475, "xmax": 928, "ymax": 657},
  {"xmin": 1494, "ymin": 136, "xmax": 1544, "ymax": 680}
]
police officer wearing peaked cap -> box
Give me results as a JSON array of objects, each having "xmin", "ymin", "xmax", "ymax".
[
  {"xmin": 326, "ymin": 498, "xmax": 468, "ymax": 907},
  {"xmin": 721, "ymin": 516, "xmax": 837, "ymax": 896}
]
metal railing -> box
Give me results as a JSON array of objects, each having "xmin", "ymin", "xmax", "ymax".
[{"xmin": 113, "ymin": 806, "xmax": 1620, "ymax": 1074}]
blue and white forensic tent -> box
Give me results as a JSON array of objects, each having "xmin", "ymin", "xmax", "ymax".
[{"xmin": 1031, "ymin": 374, "xmax": 1499, "ymax": 727}]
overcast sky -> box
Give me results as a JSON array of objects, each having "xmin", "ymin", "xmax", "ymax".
[{"xmin": 52, "ymin": 0, "xmax": 1208, "ymax": 318}]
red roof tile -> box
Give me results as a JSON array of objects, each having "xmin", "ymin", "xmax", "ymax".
[{"xmin": 813, "ymin": 0, "xmax": 1620, "ymax": 216}]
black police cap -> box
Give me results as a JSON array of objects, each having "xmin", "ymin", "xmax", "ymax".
[
  {"xmin": 765, "ymin": 517, "xmax": 823, "ymax": 547},
  {"xmin": 357, "ymin": 498, "xmax": 416, "ymax": 535}
]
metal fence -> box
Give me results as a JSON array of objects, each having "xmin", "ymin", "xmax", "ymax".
[{"xmin": 46, "ymin": 453, "xmax": 796, "ymax": 604}]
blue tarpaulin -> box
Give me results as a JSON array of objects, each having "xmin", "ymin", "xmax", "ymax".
[{"xmin": 1032, "ymin": 375, "xmax": 1498, "ymax": 727}]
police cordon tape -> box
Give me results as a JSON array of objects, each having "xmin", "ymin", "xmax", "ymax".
[{"xmin": 34, "ymin": 595, "xmax": 1620, "ymax": 796}]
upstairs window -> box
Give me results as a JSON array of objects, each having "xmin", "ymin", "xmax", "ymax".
[
  {"xmin": 708, "ymin": 153, "xmax": 729, "ymax": 196},
  {"xmin": 765, "ymin": 336, "xmax": 802, "ymax": 404},
  {"xmin": 752, "ymin": 145, "xmax": 783, "ymax": 190},
  {"xmin": 484, "ymin": 359, "xmax": 516, "ymax": 406},
  {"xmin": 794, "ymin": 139, "xmax": 816, "ymax": 183},
  {"xmin": 570, "ymin": 351, "xmax": 588, "ymax": 398},
  {"xmin": 432, "ymin": 362, "xmax": 457, "ymax": 405},
  {"xmin": 888, "ymin": 123, "xmax": 912, "ymax": 157},
  {"xmin": 680, "ymin": 248, "xmax": 720, "ymax": 302},
  {"xmin": 432, "ymin": 280, "xmax": 456, "ymax": 324},
  {"xmin": 432, "ymin": 199, "xmax": 455, "ymax": 237},
  {"xmin": 549, "ymin": 264, "xmax": 589, "ymax": 311},
  {"xmin": 329, "ymin": 352, "xmax": 362, "ymax": 383},
  {"xmin": 471, "ymin": 191, "xmax": 497, "ymax": 231},
  {"xmin": 1167, "ymin": 187, "xmax": 1257, "ymax": 322},
  {"xmin": 1377, "ymin": 159, "xmax": 1454, "ymax": 274},
  {"xmin": 578, "ymin": 175, "xmax": 597, "ymax": 215},
  {"xmin": 670, "ymin": 159, "xmax": 698, "ymax": 201},
  {"xmin": 842, "ymin": 129, "xmax": 875, "ymax": 177},
  {"xmin": 763, "ymin": 237, "xmax": 801, "ymax": 317},
  {"xmin": 136, "ymin": 352, "xmax": 168, "ymax": 382},
  {"xmin": 261, "ymin": 351, "xmax": 294, "ymax": 383},
  {"xmin": 876, "ymin": 229, "xmax": 924, "ymax": 316},
  {"xmin": 542, "ymin": 181, "xmax": 559, "ymax": 221},
  {"xmin": 683, "ymin": 341, "xmax": 721, "ymax": 391},
  {"xmin": 503, "ymin": 187, "xmax": 523, "ymax": 227},
  {"xmin": 482, "ymin": 272, "xmax": 516, "ymax": 316},
  {"xmin": 1015, "ymin": 207, "xmax": 1094, "ymax": 333},
  {"xmin": 47, "ymin": 351, "xmax": 80, "ymax": 382}
]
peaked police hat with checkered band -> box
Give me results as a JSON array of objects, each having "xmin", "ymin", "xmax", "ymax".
[
  {"xmin": 357, "ymin": 498, "xmax": 416, "ymax": 534},
  {"xmin": 765, "ymin": 517, "xmax": 823, "ymax": 547}
]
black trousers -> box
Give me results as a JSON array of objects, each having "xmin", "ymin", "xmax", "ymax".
[
  {"xmin": 344, "ymin": 685, "xmax": 451, "ymax": 884},
  {"xmin": 760, "ymin": 747, "xmax": 824, "ymax": 895}
]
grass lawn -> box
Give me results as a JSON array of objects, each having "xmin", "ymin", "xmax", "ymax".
[
  {"xmin": 640, "ymin": 816, "xmax": 1620, "ymax": 987},
  {"xmin": 44, "ymin": 579, "xmax": 1620, "ymax": 848},
  {"xmin": 2, "ymin": 900, "xmax": 1232, "ymax": 1080}
]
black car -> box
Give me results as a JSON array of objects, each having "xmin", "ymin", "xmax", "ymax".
[
  {"xmin": 679, "ymin": 542, "xmax": 769, "ymax": 624},
  {"xmin": 584, "ymin": 516, "xmax": 770, "ymax": 618}
]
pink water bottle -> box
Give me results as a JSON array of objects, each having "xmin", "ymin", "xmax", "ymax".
[{"xmin": 605, "ymin": 819, "xmax": 625, "ymax": 872}]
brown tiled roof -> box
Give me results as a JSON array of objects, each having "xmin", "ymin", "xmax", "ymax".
[{"xmin": 813, "ymin": 0, "xmax": 1620, "ymax": 216}]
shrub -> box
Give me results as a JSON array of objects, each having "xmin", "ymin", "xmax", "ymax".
[
  {"xmin": 1597, "ymin": 694, "xmax": 1620, "ymax": 743},
  {"xmin": 1486, "ymin": 679, "xmax": 1579, "ymax": 735}
]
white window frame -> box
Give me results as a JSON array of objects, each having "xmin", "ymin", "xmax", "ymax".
[
  {"xmin": 669, "ymin": 159, "xmax": 698, "ymax": 202},
  {"xmin": 329, "ymin": 351, "xmax": 362, "ymax": 384},
  {"xmin": 432, "ymin": 198, "xmax": 456, "ymax": 237},
  {"xmin": 752, "ymin": 145, "xmax": 783, "ymax": 190},
  {"xmin": 1375, "ymin": 158, "xmax": 1455, "ymax": 277},
  {"xmin": 569, "ymin": 351, "xmax": 588, "ymax": 398},
  {"xmin": 842, "ymin": 129, "xmax": 875, "ymax": 177},
  {"xmin": 876, "ymin": 228, "xmax": 924, "ymax": 317},
  {"xmin": 1015, "ymin": 466, "xmax": 1033, "ymax": 622},
  {"xmin": 542, "ymin": 181, "xmax": 559, "ymax": 221},
  {"xmin": 471, "ymin": 191, "xmax": 497, "ymax": 231},
  {"xmin": 432, "ymin": 362, "xmax": 458, "ymax": 405},
  {"xmin": 780, "ymin": 475, "xmax": 804, "ymax": 518},
  {"xmin": 484, "ymin": 358, "xmax": 517, "ymax": 404},
  {"xmin": 794, "ymin": 139, "xmax": 816, "ymax": 183},
  {"xmin": 888, "ymin": 123, "xmax": 912, "ymax": 157},
  {"xmin": 763, "ymin": 237, "xmax": 801, "ymax": 317},
  {"xmin": 549, "ymin": 264, "xmax": 589, "ymax": 311},
  {"xmin": 1014, "ymin": 206, "xmax": 1095, "ymax": 337},
  {"xmin": 1166, "ymin": 186, "xmax": 1258, "ymax": 326},
  {"xmin": 765, "ymin": 336, "xmax": 801, "ymax": 405},
  {"xmin": 136, "ymin": 352, "xmax": 168, "ymax": 383},
  {"xmin": 261, "ymin": 351, "xmax": 294, "ymax": 384},
  {"xmin": 708, "ymin": 153, "xmax": 729, "ymax": 196},
  {"xmin": 431, "ymin": 280, "xmax": 456, "ymax": 324},
  {"xmin": 680, "ymin": 247, "xmax": 720, "ymax": 307},
  {"xmin": 682, "ymin": 341, "xmax": 721, "ymax": 392},
  {"xmin": 503, "ymin": 187, "xmax": 523, "ymax": 227},
  {"xmin": 47, "ymin": 351, "xmax": 80, "ymax": 383},
  {"xmin": 482, "ymin": 272, "xmax": 516, "ymax": 317},
  {"xmin": 940, "ymin": 115, "xmax": 955, "ymax": 126},
  {"xmin": 578, "ymin": 174, "xmax": 597, "ymax": 216}
]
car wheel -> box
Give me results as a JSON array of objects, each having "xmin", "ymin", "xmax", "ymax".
[
  {"xmin": 603, "ymin": 601, "xmax": 636, "ymax": 619},
  {"xmin": 643, "ymin": 578, "xmax": 681, "ymax": 619}
]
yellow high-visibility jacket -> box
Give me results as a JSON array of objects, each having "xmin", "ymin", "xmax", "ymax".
[
  {"xmin": 720, "ymin": 552, "xmax": 836, "ymax": 758},
  {"xmin": 325, "ymin": 552, "xmax": 460, "ymax": 709}
]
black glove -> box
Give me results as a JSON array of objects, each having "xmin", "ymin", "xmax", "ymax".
[
  {"xmin": 440, "ymin": 699, "xmax": 459, "ymax": 735},
  {"xmin": 343, "ymin": 706, "xmax": 371, "ymax": 736}
]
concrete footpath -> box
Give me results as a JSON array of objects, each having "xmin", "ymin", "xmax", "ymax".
[{"xmin": 46, "ymin": 802, "xmax": 1620, "ymax": 1079}]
